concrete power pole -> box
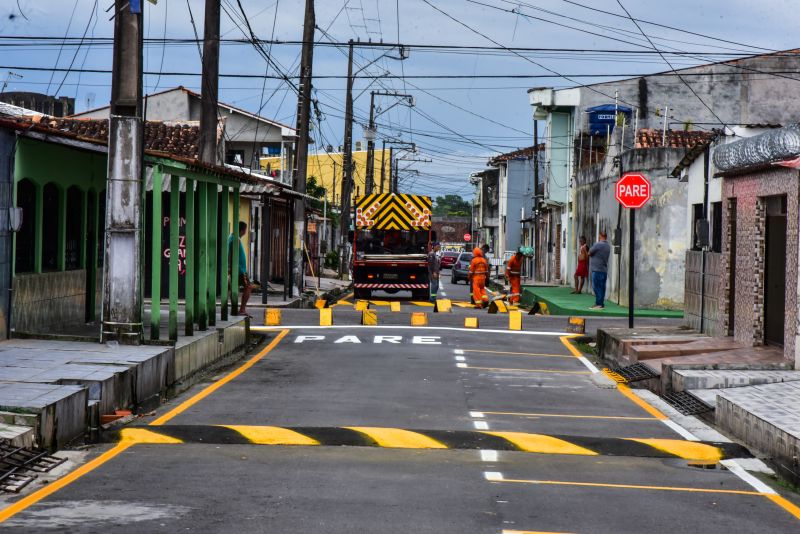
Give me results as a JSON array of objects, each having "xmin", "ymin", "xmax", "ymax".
[
  {"xmin": 199, "ymin": 0, "xmax": 220, "ymax": 165},
  {"xmin": 338, "ymin": 40, "xmax": 355, "ymax": 278},
  {"xmin": 364, "ymin": 91, "xmax": 376, "ymax": 193},
  {"xmin": 292, "ymin": 0, "xmax": 315, "ymax": 297},
  {"xmin": 102, "ymin": 0, "xmax": 144, "ymax": 344},
  {"xmin": 533, "ymin": 120, "xmax": 540, "ymax": 283}
]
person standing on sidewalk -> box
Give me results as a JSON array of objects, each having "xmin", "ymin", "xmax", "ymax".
[
  {"xmin": 228, "ymin": 221, "xmax": 253, "ymax": 317},
  {"xmin": 469, "ymin": 247, "xmax": 490, "ymax": 308},
  {"xmin": 427, "ymin": 242, "xmax": 441, "ymax": 302},
  {"xmin": 588, "ymin": 231, "xmax": 611, "ymax": 309},
  {"xmin": 505, "ymin": 248, "xmax": 523, "ymax": 304},
  {"xmin": 572, "ymin": 236, "xmax": 589, "ymax": 294}
]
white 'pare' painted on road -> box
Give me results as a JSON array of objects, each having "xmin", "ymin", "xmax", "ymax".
[
  {"xmin": 480, "ymin": 450, "xmax": 498, "ymax": 462},
  {"xmin": 293, "ymin": 335, "xmax": 442, "ymax": 345}
]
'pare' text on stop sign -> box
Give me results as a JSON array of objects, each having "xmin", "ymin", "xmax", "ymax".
[
  {"xmin": 615, "ymin": 173, "xmax": 652, "ymax": 209},
  {"xmin": 618, "ymin": 184, "xmax": 649, "ymax": 197}
]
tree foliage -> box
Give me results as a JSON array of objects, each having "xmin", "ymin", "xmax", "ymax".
[{"xmin": 433, "ymin": 194, "xmax": 471, "ymax": 217}]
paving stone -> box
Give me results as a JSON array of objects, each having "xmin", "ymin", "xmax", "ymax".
[{"xmin": 673, "ymin": 369, "xmax": 800, "ymax": 391}]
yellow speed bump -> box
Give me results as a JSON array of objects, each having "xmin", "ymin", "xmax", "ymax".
[
  {"xmin": 223, "ymin": 425, "xmax": 320, "ymax": 446},
  {"xmin": 120, "ymin": 428, "xmax": 183, "ymax": 445},
  {"xmin": 626, "ymin": 438, "xmax": 723, "ymax": 462},
  {"xmin": 509, "ymin": 310, "xmax": 522, "ymax": 331},
  {"xmin": 362, "ymin": 309, "xmax": 378, "ymax": 325},
  {"xmin": 346, "ymin": 427, "xmax": 447, "ymax": 449},
  {"xmin": 488, "ymin": 299, "xmax": 508, "ymax": 314},
  {"xmin": 354, "ymin": 300, "xmax": 369, "ymax": 311},
  {"xmin": 434, "ymin": 299, "xmax": 452, "ymax": 313},
  {"xmin": 484, "ymin": 431, "xmax": 598, "ymax": 456},
  {"xmin": 319, "ymin": 307, "xmax": 333, "ymax": 326},
  {"xmin": 390, "ymin": 301, "xmax": 401, "ymax": 312},
  {"xmin": 411, "ymin": 312, "xmax": 428, "ymax": 326},
  {"xmin": 464, "ymin": 316, "xmax": 479, "ymax": 329},
  {"xmin": 265, "ymin": 308, "xmax": 281, "ymax": 326}
]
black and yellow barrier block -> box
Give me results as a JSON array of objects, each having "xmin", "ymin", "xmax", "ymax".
[
  {"xmin": 488, "ymin": 299, "xmax": 508, "ymax": 314},
  {"xmin": 264, "ymin": 309, "xmax": 281, "ymax": 326},
  {"xmin": 111, "ymin": 426, "xmax": 750, "ymax": 461},
  {"xmin": 567, "ymin": 316, "xmax": 585, "ymax": 334},
  {"xmin": 319, "ymin": 307, "xmax": 333, "ymax": 326},
  {"xmin": 390, "ymin": 301, "xmax": 401, "ymax": 312},
  {"xmin": 411, "ymin": 312, "xmax": 428, "ymax": 326},
  {"xmin": 314, "ymin": 298, "xmax": 329, "ymax": 310},
  {"xmin": 509, "ymin": 310, "xmax": 522, "ymax": 331},
  {"xmin": 434, "ymin": 299, "xmax": 452, "ymax": 313},
  {"xmin": 354, "ymin": 300, "xmax": 369, "ymax": 311},
  {"xmin": 464, "ymin": 316, "xmax": 479, "ymax": 329}
]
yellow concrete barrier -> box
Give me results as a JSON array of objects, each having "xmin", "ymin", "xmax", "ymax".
[
  {"xmin": 362, "ymin": 309, "xmax": 378, "ymax": 326},
  {"xmin": 319, "ymin": 308, "xmax": 333, "ymax": 326},
  {"xmin": 567, "ymin": 316, "xmax": 586, "ymax": 334},
  {"xmin": 354, "ymin": 300, "xmax": 369, "ymax": 311},
  {"xmin": 390, "ymin": 301, "xmax": 401, "ymax": 312},
  {"xmin": 314, "ymin": 299, "xmax": 328, "ymax": 310},
  {"xmin": 265, "ymin": 308, "xmax": 281, "ymax": 326},
  {"xmin": 509, "ymin": 310, "xmax": 522, "ymax": 331},
  {"xmin": 411, "ymin": 312, "xmax": 428, "ymax": 326},
  {"xmin": 434, "ymin": 299, "xmax": 452, "ymax": 313},
  {"xmin": 464, "ymin": 317, "xmax": 479, "ymax": 329}
]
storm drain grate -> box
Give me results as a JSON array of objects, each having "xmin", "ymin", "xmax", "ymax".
[
  {"xmin": 611, "ymin": 363, "xmax": 659, "ymax": 383},
  {"xmin": 663, "ymin": 391, "xmax": 714, "ymax": 416},
  {"xmin": 0, "ymin": 443, "xmax": 66, "ymax": 493}
]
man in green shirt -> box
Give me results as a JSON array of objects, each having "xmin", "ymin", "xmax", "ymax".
[{"xmin": 228, "ymin": 221, "xmax": 252, "ymax": 316}]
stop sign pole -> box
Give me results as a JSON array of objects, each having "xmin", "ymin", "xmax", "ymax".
[{"xmin": 615, "ymin": 172, "xmax": 652, "ymax": 328}]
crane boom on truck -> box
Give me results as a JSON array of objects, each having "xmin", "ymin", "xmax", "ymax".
[{"xmin": 352, "ymin": 193, "xmax": 433, "ymax": 300}]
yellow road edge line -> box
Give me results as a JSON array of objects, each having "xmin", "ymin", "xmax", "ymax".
[
  {"xmin": 625, "ymin": 438, "xmax": 722, "ymax": 462},
  {"xmin": 465, "ymin": 365, "xmax": 591, "ymax": 375},
  {"xmin": 222, "ymin": 425, "xmax": 320, "ymax": 446},
  {"xmin": 559, "ymin": 334, "xmax": 584, "ymax": 358},
  {"xmin": 0, "ymin": 329, "xmax": 291, "ymax": 525},
  {"xmin": 410, "ymin": 301, "xmax": 435, "ymax": 307},
  {"xmin": 616, "ymin": 383, "xmax": 668, "ymax": 420},
  {"xmin": 496, "ymin": 478, "xmax": 763, "ymax": 496},
  {"xmin": 766, "ymin": 493, "xmax": 800, "ymax": 521},
  {"xmin": 151, "ymin": 329, "xmax": 290, "ymax": 426},
  {"xmin": 463, "ymin": 349, "xmax": 574, "ymax": 358},
  {"xmin": 480, "ymin": 411, "xmax": 658, "ymax": 421},
  {"xmin": 483, "ymin": 431, "xmax": 598, "ymax": 456},
  {"xmin": 345, "ymin": 427, "xmax": 448, "ymax": 449},
  {"xmin": 0, "ymin": 442, "xmax": 134, "ymax": 523}
]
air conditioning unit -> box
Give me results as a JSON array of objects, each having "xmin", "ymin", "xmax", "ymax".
[{"xmin": 355, "ymin": 141, "xmax": 363, "ymax": 151}]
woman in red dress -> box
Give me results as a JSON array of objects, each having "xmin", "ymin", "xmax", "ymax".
[{"xmin": 573, "ymin": 236, "xmax": 589, "ymax": 294}]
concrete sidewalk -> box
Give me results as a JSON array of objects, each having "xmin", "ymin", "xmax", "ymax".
[{"xmin": 522, "ymin": 285, "xmax": 684, "ymax": 318}]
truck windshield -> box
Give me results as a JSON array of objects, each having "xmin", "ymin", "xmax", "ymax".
[{"xmin": 356, "ymin": 229, "xmax": 429, "ymax": 255}]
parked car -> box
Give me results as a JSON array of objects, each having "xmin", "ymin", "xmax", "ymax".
[
  {"xmin": 440, "ymin": 251, "xmax": 459, "ymax": 269},
  {"xmin": 450, "ymin": 252, "xmax": 473, "ymax": 284}
]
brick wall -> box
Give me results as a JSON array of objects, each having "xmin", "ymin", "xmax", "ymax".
[{"xmin": 721, "ymin": 167, "xmax": 799, "ymax": 365}]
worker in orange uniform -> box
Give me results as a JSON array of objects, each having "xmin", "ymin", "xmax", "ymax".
[
  {"xmin": 468, "ymin": 247, "xmax": 490, "ymax": 308},
  {"xmin": 505, "ymin": 248, "xmax": 524, "ymax": 304}
]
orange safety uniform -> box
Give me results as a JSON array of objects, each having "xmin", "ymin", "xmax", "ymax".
[
  {"xmin": 469, "ymin": 247, "xmax": 490, "ymax": 308},
  {"xmin": 506, "ymin": 254, "xmax": 523, "ymax": 304}
]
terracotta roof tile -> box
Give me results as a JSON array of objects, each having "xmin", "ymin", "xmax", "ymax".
[
  {"xmin": 635, "ymin": 128, "xmax": 715, "ymax": 149},
  {"xmin": 490, "ymin": 144, "xmax": 545, "ymax": 164}
]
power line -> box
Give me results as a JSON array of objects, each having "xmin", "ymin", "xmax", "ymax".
[{"xmin": 45, "ymin": 0, "xmax": 79, "ymax": 95}]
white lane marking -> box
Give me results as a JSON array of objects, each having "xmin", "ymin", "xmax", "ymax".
[
  {"xmin": 255, "ymin": 325, "xmax": 570, "ymax": 336},
  {"xmin": 455, "ymin": 355, "xmax": 466, "ymax": 362},
  {"xmin": 454, "ymin": 349, "xmax": 464, "ymax": 355},
  {"xmin": 473, "ymin": 420, "xmax": 489, "ymax": 430},
  {"xmin": 720, "ymin": 459, "xmax": 777, "ymax": 495},
  {"xmin": 440, "ymin": 290, "xmax": 448, "ymax": 296},
  {"xmin": 480, "ymin": 450, "xmax": 498, "ymax": 462},
  {"xmin": 661, "ymin": 419, "xmax": 700, "ymax": 441},
  {"xmin": 577, "ymin": 355, "xmax": 600, "ymax": 373},
  {"xmin": 484, "ymin": 471, "xmax": 503, "ymax": 481},
  {"xmin": 469, "ymin": 411, "xmax": 485, "ymax": 418},
  {"xmin": 456, "ymin": 363, "xmax": 467, "ymax": 368},
  {"xmin": 294, "ymin": 335, "xmax": 325, "ymax": 343}
]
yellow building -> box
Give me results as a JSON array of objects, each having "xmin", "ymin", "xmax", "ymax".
[{"xmin": 260, "ymin": 149, "xmax": 392, "ymax": 205}]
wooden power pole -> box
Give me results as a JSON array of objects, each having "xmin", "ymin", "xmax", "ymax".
[
  {"xmin": 102, "ymin": 0, "xmax": 144, "ymax": 344},
  {"xmin": 292, "ymin": 0, "xmax": 315, "ymax": 297}
]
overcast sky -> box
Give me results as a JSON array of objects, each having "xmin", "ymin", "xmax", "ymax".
[{"xmin": 2, "ymin": 0, "xmax": 797, "ymax": 198}]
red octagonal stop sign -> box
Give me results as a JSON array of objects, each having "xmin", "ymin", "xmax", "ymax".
[{"xmin": 615, "ymin": 173, "xmax": 651, "ymax": 209}]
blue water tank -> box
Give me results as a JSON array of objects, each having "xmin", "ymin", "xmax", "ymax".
[{"xmin": 586, "ymin": 104, "xmax": 632, "ymax": 135}]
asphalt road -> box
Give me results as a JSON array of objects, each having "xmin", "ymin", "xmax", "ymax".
[{"xmin": 1, "ymin": 322, "xmax": 798, "ymax": 533}]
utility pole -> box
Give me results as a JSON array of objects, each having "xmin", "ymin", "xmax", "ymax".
[
  {"xmin": 379, "ymin": 139, "xmax": 386, "ymax": 193},
  {"xmin": 338, "ymin": 40, "xmax": 355, "ymax": 278},
  {"xmin": 532, "ymin": 119, "xmax": 540, "ymax": 283},
  {"xmin": 364, "ymin": 91, "xmax": 377, "ymax": 193},
  {"xmin": 199, "ymin": 0, "xmax": 220, "ymax": 164},
  {"xmin": 292, "ymin": 0, "xmax": 315, "ymax": 297},
  {"xmin": 102, "ymin": 0, "xmax": 143, "ymax": 344}
]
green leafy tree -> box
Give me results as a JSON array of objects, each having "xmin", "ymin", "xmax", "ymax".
[{"xmin": 433, "ymin": 194, "xmax": 471, "ymax": 217}]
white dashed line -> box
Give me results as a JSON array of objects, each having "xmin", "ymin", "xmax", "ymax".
[
  {"xmin": 473, "ymin": 420, "xmax": 489, "ymax": 430},
  {"xmin": 456, "ymin": 362, "xmax": 467, "ymax": 368},
  {"xmin": 480, "ymin": 450, "xmax": 498, "ymax": 462},
  {"xmin": 484, "ymin": 471, "xmax": 504, "ymax": 481},
  {"xmin": 469, "ymin": 411, "xmax": 485, "ymax": 418},
  {"xmin": 455, "ymin": 355, "xmax": 466, "ymax": 362},
  {"xmin": 454, "ymin": 349, "xmax": 464, "ymax": 355}
]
